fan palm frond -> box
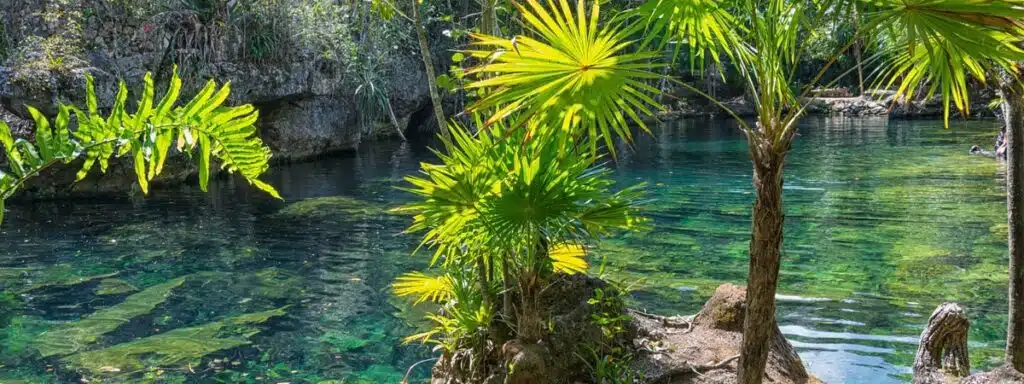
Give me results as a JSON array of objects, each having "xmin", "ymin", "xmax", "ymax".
[
  {"xmin": 393, "ymin": 272, "xmax": 455, "ymax": 304},
  {"xmin": 867, "ymin": 0, "xmax": 1024, "ymax": 126},
  {"xmin": 550, "ymin": 243, "xmax": 588, "ymax": 274},
  {"xmin": 464, "ymin": 0, "xmax": 664, "ymax": 155}
]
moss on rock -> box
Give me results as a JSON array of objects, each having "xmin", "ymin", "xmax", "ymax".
[
  {"xmin": 62, "ymin": 307, "xmax": 288, "ymax": 378},
  {"xmin": 273, "ymin": 196, "xmax": 383, "ymax": 220},
  {"xmin": 93, "ymin": 278, "xmax": 138, "ymax": 296},
  {"xmin": 33, "ymin": 277, "xmax": 185, "ymax": 357}
]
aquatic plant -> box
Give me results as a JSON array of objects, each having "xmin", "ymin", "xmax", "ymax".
[{"xmin": 0, "ymin": 67, "xmax": 281, "ymax": 226}]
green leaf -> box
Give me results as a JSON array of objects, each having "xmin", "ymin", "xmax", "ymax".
[
  {"xmin": 133, "ymin": 72, "xmax": 155, "ymax": 128},
  {"xmin": 54, "ymin": 105, "xmax": 72, "ymax": 159},
  {"xmin": 131, "ymin": 141, "xmax": 149, "ymax": 194},
  {"xmin": 85, "ymin": 74, "xmax": 98, "ymax": 117},
  {"xmin": 451, "ymin": 52, "xmax": 465, "ymax": 63},
  {"xmin": 198, "ymin": 134, "xmax": 211, "ymax": 192},
  {"xmin": 0, "ymin": 121, "xmax": 24, "ymax": 177},
  {"xmin": 27, "ymin": 107, "xmax": 53, "ymax": 161},
  {"xmin": 155, "ymin": 66, "xmax": 182, "ymax": 119},
  {"xmin": 464, "ymin": 0, "xmax": 663, "ymax": 150}
]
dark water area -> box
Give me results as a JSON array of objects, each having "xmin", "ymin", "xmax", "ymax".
[{"xmin": 0, "ymin": 117, "xmax": 1009, "ymax": 383}]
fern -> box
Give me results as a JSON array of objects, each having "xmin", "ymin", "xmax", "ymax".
[{"xmin": 0, "ymin": 67, "xmax": 280, "ymax": 226}]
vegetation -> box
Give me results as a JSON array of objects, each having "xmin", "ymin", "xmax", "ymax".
[
  {"xmin": 4, "ymin": 0, "xmax": 1024, "ymax": 382},
  {"xmin": 393, "ymin": 114, "xmax": 645, "ymax": 351},
  {"xmin": 409, "ymin": 0, "xmax": 1024, "ymax": 382},
  {"xmin": 0, "ymin": 68, "xmax": 280, "ymax": 226}
]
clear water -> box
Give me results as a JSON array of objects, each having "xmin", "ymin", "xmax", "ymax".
[{"xmin": 0, "ymin": 117, "xmax": 1008, "ymax": 383}]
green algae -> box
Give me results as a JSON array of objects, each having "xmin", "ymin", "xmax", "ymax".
[
  {"xmin": 33, "ymin": 278, "xmax": 185, "ymax": 357},
  {"xmin": 94, "ymin": 278, "xmax": 139, "ymax": 296},
  {"xmin": 273, "ymin": 196, "xmax": 384, "ymax": 219},
  {"xmin": 15, "ymin": 270, "xmax": 119, "ymax": 295},
  {"xmin": 249, "ymin": 268, "xmax": 304, "ymax": 299},
  {"xmin": 63, "ymin": 307, "xmax": 288, "ymax": 377}
]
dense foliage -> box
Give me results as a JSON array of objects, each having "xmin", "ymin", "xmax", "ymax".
[
  {"xmin": 399, "ymin": 0, "xmax": 1024, "ymax": 382},
  {"xmin": 0, "ymin": 69, "xmax": 280, "ymax": 226},
  {"xmin": 394, "ymin": 115, "xmax": 646, "ymax": 349}
]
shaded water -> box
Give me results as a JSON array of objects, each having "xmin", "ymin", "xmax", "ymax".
[{"xmin": 0, "ymin": 117, "xmax": 1008, "ymax": 383}]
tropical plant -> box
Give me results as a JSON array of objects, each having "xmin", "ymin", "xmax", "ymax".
[
  {"xmin": 393, "ymin": 116, "xmax": 646, "ymax": 348},
  {"xmin": 463, "ymin": 0, "xmax": 664, "ymax": 155},
  {"xmin": 0, "ymin": 68, "xmax": 281, "ymax": 226},
  {"xmin": 465, "ymin": 0, "xmax": 1024, "ymax": 382}
]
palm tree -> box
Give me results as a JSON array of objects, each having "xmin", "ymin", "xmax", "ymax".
[
  {"xmin": 464, "ymin": 0, "xmax": 1024, "ymax": 382},
  {"xmin": 999, "ymin": 66, "xmax": 1024, "ymax": 371},
  {"xmin": 393, "ymin": 117, "xmax": 646, "ymax": 347},
  {"xmin": 410, "ymin": 0, "xmax": 451, "ymax": 136}
]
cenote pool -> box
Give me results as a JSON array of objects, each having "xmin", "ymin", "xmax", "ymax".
[{"xmin": 0, "ymin": 117, "xmax": 1009, "ymax": 383}]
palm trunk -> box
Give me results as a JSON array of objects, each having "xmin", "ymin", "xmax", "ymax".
[
  {"xmin": 738, "ymin": 140, "xmax": 788, "ymax": 384},
  {"xmin": 477, "ymin": 257, "xmax": 494, "ymax": 311},
  {"xmin": 411, "ymin": 0, "xmax": 450, "ymax": 137},
  {"xmin": 501, "ymin": 252, "xmax": 514, "ymax": 320},
  {"xmin": 1001, "ymin": 76, "xmax": 1024, "ymax": 371},
  {"xmin": 852, "ymin": 7, "xmax": 864, "ymax": 96},
  {"xmin": 479, "ymin": 0, "xmax": 498, "ymax": 35}
]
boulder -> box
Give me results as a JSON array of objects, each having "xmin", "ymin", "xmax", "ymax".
[{"xmin": 0, "ymin": 0, "xmax": 436, "ymax": 197}]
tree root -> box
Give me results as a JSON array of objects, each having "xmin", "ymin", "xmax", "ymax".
[
  {"xmin": 649, "ymin": 354, "xmax": 741, "ymax": 382},
  {"xmin": 632, "ymin": 310, "xmax": 694, "ymax": 333}
]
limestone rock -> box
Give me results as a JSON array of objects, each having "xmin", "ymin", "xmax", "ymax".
[{"xmin": 632, "ymin": 284, "xmax": 816, "ymax": 384}]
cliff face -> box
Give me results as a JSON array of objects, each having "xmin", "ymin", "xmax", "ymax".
[{"xmin": 0, "ymin": 0, "xmax": 435, "ymax": 197}]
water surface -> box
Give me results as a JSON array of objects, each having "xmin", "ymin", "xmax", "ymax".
[{"xmin": 0, "ymin": 117, "xmax": 1008, "ymax": 383}]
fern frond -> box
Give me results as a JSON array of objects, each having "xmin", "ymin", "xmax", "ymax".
[{"xmin": 0, "ymin": 67, "xmax": 281, "ymax": 227}]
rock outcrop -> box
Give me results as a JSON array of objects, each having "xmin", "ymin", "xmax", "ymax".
[
  {"xmin": 661, "ymin": 91, "xmax": 996, "ymax": 120},
  {"xmin": 0, "ymin": 0, "xmax": 436, "ymax": 197},
  {"xmin": 429, "ymin": 279, "xmax": 817, "ymax": 384},
  {"xmin": 631, "ymin": 284, "xmax": 817, "ymax": 384}
]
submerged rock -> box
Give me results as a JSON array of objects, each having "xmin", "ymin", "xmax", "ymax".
[
  {"xmin": 273, "ymin": 196, "xmax": 385, "ymax": 220},
  {"xmin": 32, "ymin": 277, "xmax": 185, "ymax": 357},
  {"xmin": 93, "ymin": 278, "xmax": 138, "ymax": 296},
  {"xmin": 62, "ymin": 306, "xmax": 288, "ymax": 378}
]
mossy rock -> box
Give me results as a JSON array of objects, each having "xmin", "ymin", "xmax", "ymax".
[
  {"xmin": 33, "ymin": 278, "xmax": 185, "ymax": 357},
  {"xmin": 249, "ymin": 268, "xmax": 304, "ymax": 299},
  {"xmin": 13, "ymin": 267, "xmax": 119, "ymax": 295},
  {"xmin": 318, "ymin": 330, "xmax": 372, "ymax": 353},
  {"xmin": 94, "ymin": 278, "xmax": 139, "ymax": 296},
  {"xmin": 63, "ymin": 307, "xmax": 288, "ymax": 378},
  {"xmin": 991, "ymin": 223, "xmax": 1008, "ymax": 241},
  {"xmin": 273, "ymin": 196, "xmax": 384, "ymax": 220}
]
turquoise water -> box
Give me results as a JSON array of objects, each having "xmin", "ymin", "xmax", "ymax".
[{"xmin": 0, "ymin": 117, "xmax": 1009, "ymax": 383}]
